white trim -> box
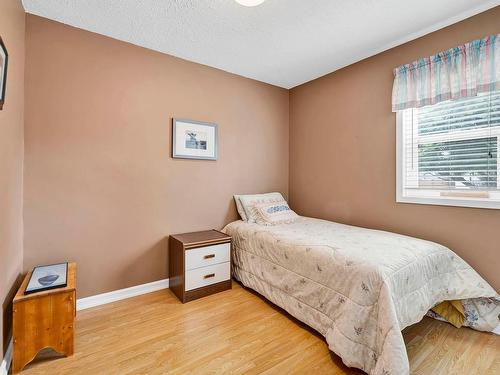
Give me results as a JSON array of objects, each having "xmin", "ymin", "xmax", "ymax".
[
  {"xmin": 76, "ymin": 279, "xmax": 169, "ymax": 311},
  {"xmin": 396, "ymin": 195, "xmax": 500, "ymax": 210},
  {"xmin": 396, "ymin": 111, "xmax": 404, "ymax": 204},
  {"xmin": 0, "ymin": 338, "xmax": 13, "ymax": 375}
]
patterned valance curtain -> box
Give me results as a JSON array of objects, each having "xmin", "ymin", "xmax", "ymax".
[{"xmin": 392, "ymin": 34, "xmax": 499, "ymax": 112}]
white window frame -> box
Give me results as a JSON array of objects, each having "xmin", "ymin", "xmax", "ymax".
[{"xmin": 396, "ymin": 111, "xmax": 500, "ymax": 210}]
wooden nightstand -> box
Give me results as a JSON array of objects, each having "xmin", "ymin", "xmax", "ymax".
[
  {"xmin": 12, "ymin": 262, "xmax": 76, "ymax": 373},
  {"xmin": 169, "ymin": 230, "xmax": 231, "ymax": 303}
]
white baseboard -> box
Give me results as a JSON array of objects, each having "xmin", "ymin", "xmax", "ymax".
[
  {"xmin": 76, "ymin": 278, "xmax": 169, "ymax": 311},
  {"xmin": 0, "ymin": 338, "xmax": 13, "ymax": 375}
]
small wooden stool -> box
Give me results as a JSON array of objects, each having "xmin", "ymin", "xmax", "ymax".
[{"xmin": 12, "ymin": 262, "xmax": 76, "ymax": 373}]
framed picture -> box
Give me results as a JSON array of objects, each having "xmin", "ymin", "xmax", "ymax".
[
  {"xmin": 0, "ymin": 37, "xmax": 8, "ymax": 110},
  {"xmin": 172, "ymin": 118, "xmax": 218, "ymax": 160},
  {"xmin": 25, "ymin": 262, "xmax": 68, "ymax": 295}
]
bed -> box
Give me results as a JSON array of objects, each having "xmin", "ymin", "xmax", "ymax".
[{"xmin": 223, "ymin": 216, "xmax": 500, "ymax": 375}]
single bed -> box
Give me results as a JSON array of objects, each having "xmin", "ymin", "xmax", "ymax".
[{"xmin": 223, "ymin": 216, "xmax": 500, "ymax": 375}]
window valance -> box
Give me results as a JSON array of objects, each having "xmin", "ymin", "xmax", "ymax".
[{"xmin": 392, "ymin": 34, "xmax": 499, "ymax": 112}]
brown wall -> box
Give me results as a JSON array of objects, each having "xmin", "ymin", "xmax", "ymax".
[
  {"xmin": 0, "ymin": 0, "xmax": 25, "ymax": 359},
  {"xmin": 24, "ymin": 16, "xmax": 289, "ymax": 298},
  {"xmin": 290, "ymin": 7, "xmax": 500, "ymax": 291}
]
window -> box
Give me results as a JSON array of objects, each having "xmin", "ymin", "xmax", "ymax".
[{"xmin": 397, "ymin": 90, "xmax": 500, "ymax": 209}]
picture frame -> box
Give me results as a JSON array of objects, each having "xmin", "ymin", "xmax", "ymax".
[
  {"xmin": 0, "ymin": 36, "xmax": 8, "ymax": 110},
  {"xmin": 172, "ymin": 118, "xmax": 218, "ymax": 160},
  {"xmin": 25, "ymin": 262, "xmax": 68, "ymax": 295}
]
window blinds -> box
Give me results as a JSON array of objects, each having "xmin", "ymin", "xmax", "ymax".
[{"xmin": 399, "ymin": 90, "xmax": 500, "ymax": 206}]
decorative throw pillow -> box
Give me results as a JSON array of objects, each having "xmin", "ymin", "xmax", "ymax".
[
  {"xmin": 233, "ymin": 195, "xmax": 248, "ymax": 221},
  {"xmin": 254, "ymin": 201, "xmax": 298, "ymax": 225},
  {"xmin": 238, "ymin": 192, "xmax": 285, "ymax": 223}
]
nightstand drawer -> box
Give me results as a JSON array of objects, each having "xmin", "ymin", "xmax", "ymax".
[
  {"xmin": 185, "ymin": 262, "xmax": 230, "ymax": 291},
  {"xmin": 185, "ymin": 242, "xmax": 230, "ymax": 271}
]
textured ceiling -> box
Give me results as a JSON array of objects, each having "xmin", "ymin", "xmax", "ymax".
[{"xmin": 22, "ymin": 0, "xmax": 500, "ymax": 88}]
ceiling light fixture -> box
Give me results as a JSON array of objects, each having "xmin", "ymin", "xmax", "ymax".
[{"xmin": 235, "ymin": 0, "xmax": 266, "ymax": 7}]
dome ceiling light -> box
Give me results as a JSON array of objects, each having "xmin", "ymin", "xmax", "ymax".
[{"xmin": 235, "ymin": 0, "xmax": 266, "ymax": 7}]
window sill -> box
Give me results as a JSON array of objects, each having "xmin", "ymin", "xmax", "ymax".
[{"xmin": 396, "ymin": 195, "xmax": 500, "ymax": 210}]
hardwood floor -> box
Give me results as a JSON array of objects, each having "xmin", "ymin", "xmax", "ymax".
[{"xmin": 20, "ymin": 282, "xmax": 500, "ymax": 374}]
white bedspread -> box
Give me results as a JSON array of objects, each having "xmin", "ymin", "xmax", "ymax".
[{"xmin": 223, "ymin": 217, "xmax": 500, "ymax": 375}]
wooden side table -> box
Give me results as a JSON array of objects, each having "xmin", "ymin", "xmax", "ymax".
[
  {"xmin": 12, "ymin": 262, "xmax": 76, "ymax": 373},
  {"xmin": 169, "ymin": 230, "xmax": 232, "ymax": 303}
]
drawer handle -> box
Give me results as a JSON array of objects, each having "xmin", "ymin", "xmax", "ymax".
[
  {"xmin": 204, "ymin": 273, "xmax": 215, "ymax": 279},
  {"xmin": 204, "ymin": 254, "xmax": 216, "ymax": 259}
]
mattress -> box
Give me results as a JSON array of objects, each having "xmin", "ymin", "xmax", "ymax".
[{"xmin": 223, "ymin": 217, "xmax": 500, "ymax": 375}]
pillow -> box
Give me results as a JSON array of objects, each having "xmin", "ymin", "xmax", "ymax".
[
  {"xmin": 233, "ymin": 195, "xmax": 248, "ymax": 221},
  {"xmin": 431, "ymin": 300, "xmax": 465, "ymax": 328},
  {"xmin": 254, "ymin": 201, "xmax": 298, "ymax": 225},
  {"xmin": 238, "ymin": 192, "xmax": 285, "ymax": 223}
]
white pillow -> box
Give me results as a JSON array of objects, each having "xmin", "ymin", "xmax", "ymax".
[
  {"xmin": 233, "ymin": 195, "xmax": 248, "ymax": 221},
  {"xmin": 254, "ymin": 201, "xmax": 298, "ymax": 225},
  {"xmin": 238, "ymin": 192, "xmax": 285, "ymax": 223}
]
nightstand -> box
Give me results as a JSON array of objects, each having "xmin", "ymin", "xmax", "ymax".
[{"xmin": 169, "ymin": 230, "xmax": 231, "ymax": 303}]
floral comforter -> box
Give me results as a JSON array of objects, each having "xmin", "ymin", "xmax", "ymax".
[{"xmin": 223, "ymin": 217, "xmax": 500, "ymax": 375}]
